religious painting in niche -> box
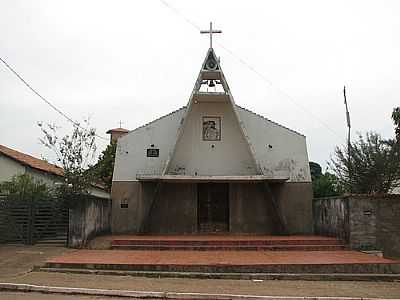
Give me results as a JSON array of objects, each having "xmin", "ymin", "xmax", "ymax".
[{"xmin": 202, "ymin": 116, "xmax": 221, "ymax": 141}]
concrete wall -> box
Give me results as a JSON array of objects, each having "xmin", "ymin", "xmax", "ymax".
[
  {"xmin": 145, "ymin": 183, "xmax": 197, "ymax": 234},
  {"xmin": 237, "ymin": 106, "xmax": 311, "ymax": 182},
  {"xmin": 272, "ymin": 182, "xmax": 314, "ymax": 234},
  {"xmin": 113, "ymin": 105, "xmax": 311, "ymax": 182},
  {"xmin": 229, "ymin": 183, "xmax": 280, "ymax": 234},
  {"xmin": 69, "ymin": 196, "xmax": 111, "ymax": 248},
  {"xmin": 113, "ymin": 108, "xmax": 186, "ymax": 181},
  {"xmin": 314, "ymin": 194, "xmax": 400, "ymax": 258},
  {"xmin": 111, "ymin": 181, "xmax": 150, "ymax": 233},
  {"xmin": 377, "ymin": 196, "xmax": 400, "ymax": 258},
  {"xmin": 168, "ymin": 102, "xmax": 257, "ymax": 175},
  {"xmin": 111, "ymin": 181, "xmax": 313, "ymax": 235},
  {"xmin": 313, "ymin": 196, "xmax": 348, "ymax": 241},
  {"xmin": 112, "ymin": 182, "xmax": 197, "ymax": 234}
]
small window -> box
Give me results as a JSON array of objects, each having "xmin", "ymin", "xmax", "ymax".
[{"xmin": 120, "ymin": 198, "xmax": 128, "ymax": 209}]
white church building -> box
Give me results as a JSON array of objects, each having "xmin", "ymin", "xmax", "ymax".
[{"xmin": 111, "ymin": 24, "xmax": 313, "ymax": 235}]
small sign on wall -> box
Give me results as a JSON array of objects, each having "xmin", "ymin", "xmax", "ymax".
[
  {"xmin": 120, "ymin": 198, "xmax": 128, "ymax": 209},
  {"xmin": 147, "ymin": 148, "xmax": 159, "ymax": 157}
]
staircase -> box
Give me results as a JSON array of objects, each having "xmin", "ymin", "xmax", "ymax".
[
  {"xmin": 40, "ymin": 235, "xmax": 400, "ymax": 280},
  {"xmin": 110, "ymin": 236, "xmax": 346, "ymax": 251}
]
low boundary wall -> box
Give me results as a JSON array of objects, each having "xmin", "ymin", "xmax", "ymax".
[
  {"xmin": 68, "ymin": 195, "xmax": 111, "ymax": 248},
  {"xmin": 314, "ymin": 194, "xmax": 400, "ymax": 258}
]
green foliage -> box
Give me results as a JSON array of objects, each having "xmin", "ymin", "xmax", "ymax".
[
  {"xmin": 312, "ymin": 172, "xmax": 344, "ymax": 198},
  {"xmin": 0, "ymin": 174, "xmax": 52, "ymax": 200},
  {"xmin": 38, "ymin": 120, "xmax": 97, "ymax": 202},
  {"xmin": 94, "ymin": 141, "xmax": 117, "ymax": 192},
  {"xmin": 309, "ymin": 162, "xmax": 343, "ymax": 198},
  {"xmin": 329, "ymin": 132, "xmax": 400, "ymax": 194}
]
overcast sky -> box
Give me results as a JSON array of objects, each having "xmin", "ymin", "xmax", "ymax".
[{"xmin": 1, "ymin": 0, "xmax": 399, "ymax": 169}]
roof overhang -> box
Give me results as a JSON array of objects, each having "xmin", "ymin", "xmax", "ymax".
[{"xmin": 136, "ymin": 175, "xmax": 289, "ymax": 183}]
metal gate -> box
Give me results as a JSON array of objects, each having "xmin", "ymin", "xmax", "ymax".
[{"xmin": 0, "ymin": 194, "xmax": 68, "ymax": 245}]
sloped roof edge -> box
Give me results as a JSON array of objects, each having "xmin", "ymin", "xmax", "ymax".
[
  {"xmin": 126, "ymin": 106, "xmax": 187, "ymax": 135},
  {"xmin": 236, "ymin": 105, "xmax": 305, "ymax": 137},
  {"xmin": 127, "ymin": 105, "xmax": 304, "ymax": 138},
  {"xmin": 0, "ymin": 144, "xmax": 64, "ymax": 177}
]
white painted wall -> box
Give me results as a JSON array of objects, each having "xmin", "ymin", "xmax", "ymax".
[
  {"xmin": 168, "ymin": 102, "xmax": 257, "ymax": 176},
  {"xmin": 237, "ymin": 106, "xmax": 311, "ymax": 182},
  {"xmin": 27, "ymin": 168, "xmax": 59, "ymax": 186},
  {"xmin": 113, "ymin": 105, "xmax": 311, "ymax": 182},
  {"xmin": 113, "ymin": 108, "xmax": 186, "ymax": 181},
  {"xmin": 0, "ymin": 154, "xmax": 26, "ymax": 182},
  {"xmin": 0, "ymin": 154, "xmax": 110, "ymax": 198}
]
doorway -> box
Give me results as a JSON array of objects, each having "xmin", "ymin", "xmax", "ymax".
[{"xmin": 197, "ymin": 183, "xmax": 229, "ymax": 233}]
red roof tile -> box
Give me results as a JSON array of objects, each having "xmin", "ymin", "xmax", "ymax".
[
  {"xmin": 106, "ymin": 128, "xmax": 129, "ymax": 134},
  {"xmin": 0, "ymin": 144, "xmax": 64, "ymax": 177}
]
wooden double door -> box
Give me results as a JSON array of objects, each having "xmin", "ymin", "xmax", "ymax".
[{"xmin": 197, "ymin": 183, "xmax": 229, "ymax": 233}]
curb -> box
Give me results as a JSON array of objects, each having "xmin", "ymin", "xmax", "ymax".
[{"xmin": 1, "ymin": 283, "xmax": 399, "ymax": 300}]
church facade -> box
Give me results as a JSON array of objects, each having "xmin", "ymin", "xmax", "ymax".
[{"xmin": 111, "ymin": 46, "xmax": 313, "ymax": 235}]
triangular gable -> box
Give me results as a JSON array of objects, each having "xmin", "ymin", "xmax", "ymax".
[{"xmin": 162, "ymin": 48, "xmax": 262, "ymax": 176}]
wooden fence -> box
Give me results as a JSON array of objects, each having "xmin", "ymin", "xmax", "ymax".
[{"xmin": 0, "ymin": 194, "xmax": 68, "ymax": 245}]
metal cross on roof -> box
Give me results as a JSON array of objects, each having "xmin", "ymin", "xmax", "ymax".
[{"xmin": 200, "ymin": 22, "xmax": 222, "ymax": 49}]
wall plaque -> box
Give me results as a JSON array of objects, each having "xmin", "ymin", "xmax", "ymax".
[{"xmin": 147, "ymin": 148, "xmax": 159, "ymax": 157}]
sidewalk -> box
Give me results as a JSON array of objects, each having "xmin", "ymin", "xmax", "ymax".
[{"xmin": 1, "ymin": 245, "xmax": 400, "ymax": 299}]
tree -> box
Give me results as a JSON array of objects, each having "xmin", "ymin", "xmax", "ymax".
[
  {"xmin": 393, "ymin": 107, "xmax": 400, "ymax": 141},
  {"xmin": 309, "ymin": 162, "xmax": 343, "ymax": 198},
  {"xmin": 312, "ymin": 172, "xmax": 344, "ymax": 198},
  {"xmin": 38, "ymin": 120, "xmax": 97, "ymax": 203},
  {"xmin": 93, "ymin": 141, "xmax": 117, "ymax": 192},
  {"xmin": 329, "ymin": 132, "xmax": 400, "ymax": 194},
  {"xmin": 0, "ymin": 174, "xmax": 52, "ymax": 200}
]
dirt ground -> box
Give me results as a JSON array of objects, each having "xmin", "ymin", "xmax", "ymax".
[
  {"xmin": 0, "ymin": 244, "xmax": 71, "ymax": 279},
  {"xmin": 0, "ymin": 291, "xmax": 110, "ymax": 300},
  {"xmin": 1, "ymin": 245, "xmax": 400, "ymax": 299}
]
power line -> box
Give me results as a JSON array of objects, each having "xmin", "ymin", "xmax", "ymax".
[
  {"xmin": 159, "ymin": 0, "xmax": 344, "ymax": 141},
  {"xmin": 0, "ymin": 56, "xmax": 108, "ymax": 141}
]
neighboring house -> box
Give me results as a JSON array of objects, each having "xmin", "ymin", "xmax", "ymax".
[{"xmin": 0, "ymin": 144, "xmax": 109, "ymax": 199}]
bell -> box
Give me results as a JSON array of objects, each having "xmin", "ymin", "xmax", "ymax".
[{"xmin": 208, "ymin": 80, "xmax": 215, "ymax": 87}]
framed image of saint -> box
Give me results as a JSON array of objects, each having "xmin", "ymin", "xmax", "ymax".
[{"xmin": 202, "ymin": 116, "xmax": 221, "ymax": 141}]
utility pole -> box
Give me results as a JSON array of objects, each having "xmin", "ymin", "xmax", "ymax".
[{"xmin": 343, "ymin": 86, "xmax": 352, "ymax": 192}]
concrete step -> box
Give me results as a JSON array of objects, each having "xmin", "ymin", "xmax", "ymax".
[
  {"xmin": 110, "ymin": 244, "xmax": 347, "ymax": 251},
  {"xmin": 111, "ymin": 238, "xmax": 344, "ymax": 247},
  {"xmin": 43, "ymin": 249, "xmax": 400, "ymax": 275},
  {"xmin": 44, "ymin": 261, "xmax": 400, "ymax": 274},
  {"xmin": 36, "ymin": 267, "xmax": 400, "ymax": 281}
]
